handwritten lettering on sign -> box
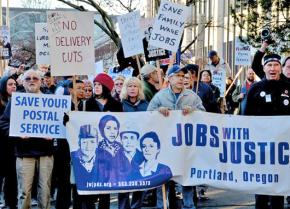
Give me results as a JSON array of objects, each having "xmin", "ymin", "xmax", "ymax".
[
  {"xmin": 149, "ymin": 0, "xmax": 189, "ymax": 52},
  {"xmin": 47, "ymin": 11, "xmax": 95, "ymax": 76}
]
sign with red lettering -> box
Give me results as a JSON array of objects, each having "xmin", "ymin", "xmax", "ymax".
[
  {"xmin": 149, "ymin": 0, "xmax": 189, "ymax": 52},
  {"xmin": 47, "ymin": 11, "xmax": 95, "ymax": 76},
  {"xmin": 35, "ymin": 23, "xmax": 50, "ymax": 65}
]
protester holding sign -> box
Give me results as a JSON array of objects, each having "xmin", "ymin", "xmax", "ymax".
[
  {"xmin": 147, "ymin": 65, "xmax": 205, "ymax": 209},
  {"xmin": 0, "ymin": 69, "xmax": 54, "ymax": 209}
]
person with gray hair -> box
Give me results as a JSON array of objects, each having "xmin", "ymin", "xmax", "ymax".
[
  {"xmin": 0, "ymin": 69, "xmax": 54, "ymax": 209},
  {"xmin": 147, "ymin": 65, "xmax": 205, "ymax": 209}
]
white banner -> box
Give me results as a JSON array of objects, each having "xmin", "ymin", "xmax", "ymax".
[
  {"xmin": 149, "ymin": 0, "xmax": 189, "ymax": 52},
  {"xmin": 67, "ymin": 111, "xmax": 290, "ymax": 195},
  {"xmin": 10, "ymin": 93, "xmax": 71, "ymax": 138},
  {"xmin": 117, "ymin": 11, "xmax": 144, "ymax": 58},
  {"xmin": 47, "ymin": 11, "xmax": 95, "ymax": 76},
  {"xmin": 235, "ymin": 37, "xmax": 251, "ymax": 66},
  {"xmin": 35, "ymin": 23, "xmax": 50, "ymax": 65},
  {"xmin": 212, "ymin": 70, "xmax": 226, "ymax": 97}
]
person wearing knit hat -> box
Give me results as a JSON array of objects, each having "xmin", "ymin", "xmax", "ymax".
[
  {"xmin": 263, "ymin": 54, "xmax": 281, "ymax": 66},
  {"xmin": 245, "ymin": 52, "xmax": 290, "ymax": 209},
  {"xmin": 85, "ymin": 73, "xmax": 123, "ymax": 112},
  {"xmin": 80, "ymin": 73, "xmax": 123, "ymax": 209},
  {"xmin": 93, "ymin": 73, "xmax": 114, "ymax": 92}
]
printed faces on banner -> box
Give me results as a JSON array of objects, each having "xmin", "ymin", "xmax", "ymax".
[
  {"xmin": 47, "ymin": 11, "xmax": 95, "ymax": 76},
  {"xmin": 0, "ymin": 26, "xmax": 11, "ymax": 60},
  {"xmin": 9, "ymin": 93, "xmax": 71, "ymax": 138},
  {"xmin": 149, "ymin": 0, "xmax": 189, "ymax": 52},
  {"xmin": 35, "ymin": 23, "xmax": 50, "ymax": 65},
  {"xmin": 67, "ymin": 111, "xmax": 290, "ymax": 195},
  {"xmin": 118, "ymin": 11, "xmax": 144, "ymax": 58}
]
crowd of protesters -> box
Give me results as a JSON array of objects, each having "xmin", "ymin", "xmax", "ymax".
[{"xmin": 0, "ymin": 41, "xmax": 289, "ymax": 209}]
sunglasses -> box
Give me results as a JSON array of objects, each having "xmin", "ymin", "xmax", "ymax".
[
  {"xmin": 24, "ymin": 77, "xmax": 40, "ymax": 82},
  {"xmin": 115, "ymin": 83, "xmax": 123, "ymax": 86},
  {"xmin": 85, "ymin": 89, "xmax": 93, "ymax": 92}
]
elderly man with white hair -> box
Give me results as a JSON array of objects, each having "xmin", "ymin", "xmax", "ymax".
[{"xmin": 0, "ymin": 69, "xmax": 54, "ymax": 209}]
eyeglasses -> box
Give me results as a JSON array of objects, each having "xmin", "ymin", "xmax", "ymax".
[
  {"xmin": 24, "ymin": 77, "xmax": 40, "ymax": 82},
  {"xmin": 115, "ymin": 83, "xmax": 123, "ymax": 86},
  {"xmin": 85, "ymin": 89, "xmax": 93, "ymax": 92}
]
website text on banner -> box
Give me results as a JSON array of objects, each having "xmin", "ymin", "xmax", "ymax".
[{"xmin": 67, "ymin": 111, "xmax": 290, "ymax": 195}]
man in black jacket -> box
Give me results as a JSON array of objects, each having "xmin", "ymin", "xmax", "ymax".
[{"xmin": 245, "ymin": 54, "xmax": 290, "ymax": 209}]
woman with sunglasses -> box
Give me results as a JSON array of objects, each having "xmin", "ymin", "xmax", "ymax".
[{"xmin": 82, "ymin": 79, "xmax": 94, "ymax": 100}]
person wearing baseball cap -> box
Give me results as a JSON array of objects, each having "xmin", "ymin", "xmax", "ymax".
[
  {"xmin": 245, "ymin": 53, "xmax": 289, "ymax": 209},
  {"xmin": 147, "ymin": 65, "xmax": 205, "ymax": 209},
  {"xmin": 204, "ymin": 50, "xmax": 231, "ymax": 78},
  {"xmin": 141, "ymin": 64, "xmax": 160, "ymax": 102},
  {"xmin": 85, "ymin": 73, "xmax": 123, "ymax": 112}
]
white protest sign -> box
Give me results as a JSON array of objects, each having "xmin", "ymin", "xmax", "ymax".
[
  {"xmin": 47, "ymin": 11, "xmax": 95, "ymax": 76},
  {"xmin": 35, "ymin": 23, "xmax": 50, "ymax": 65},
  {"xmin": 149, "ymin": 0, "xmax": 189, "ymax": 52},
  {"xmin": 117, "ymin": 11, "xmax": 144, "ymax": 58},
  {"xmin": 95, "ymin": 60, "xmax": 104, "ymax": 75},
  {"xmin": 0, "ymin": 26, "xmax": 11, "ymax": 60},
  {"xmin": 107, "ymin": 67, "xmax": 134, "ymax": 80},
  {"xmin": 235, "ymin": 37, "xmax": 251, "ymax": 66},
  {"xmin": 67, "ymin": 111, "xmax": 290, "ymax": 195},
  {"xmin": 212, "ymin": 70, "xmax": 226, "ymax": 97},
  {"xmin": 10, "ymin": 93, "xmax": 71, "ymax": 138}
]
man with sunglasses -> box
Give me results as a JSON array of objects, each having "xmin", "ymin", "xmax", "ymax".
[{"xmin": 0, "ymin": 69, "xmax": 54, "ymax": 209}]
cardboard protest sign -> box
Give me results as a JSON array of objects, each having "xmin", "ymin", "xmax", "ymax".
[
  {"xmin": 235, "ymin": 37, "xmax": 251, "ymax": 66},
  {"xmin": 141, "ymin": 18, "xmax": 169, "ymax": 62},
  {"xmin": 35, "ymin": 23, "xmax": 50, "ymax": 65},
  {"xmin": 0, "ymin": 26, "xmax": 11, "ymax": 60},
  {"xmin": 117, "ymin": 11, "xmax": 144, "ymax": 58},
  {"xmin": 149, "ymin": 0, "xmax": 189, "ymax": 52},
  {"xmin": 212, "ymin": 70, "xmax": 226, "ymax": 97},
  {"xmin": 107, "ymin": 67, "xmax": 133, "ymax": 80},
  {"xmin": 95, "ymin": 60, "xmax": 104, "ymax": 75},
  {"xmin": 10, "ymin": 93, "xmax": 71, "ymax": 138},
  {"xmin": 47, "ymin": 11, "xmax": 95, "ymax": 76}
]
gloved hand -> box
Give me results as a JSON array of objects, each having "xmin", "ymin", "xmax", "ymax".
[{"xmin": 63, "ymin": 112, "xmax": 69, "ymax": 126}]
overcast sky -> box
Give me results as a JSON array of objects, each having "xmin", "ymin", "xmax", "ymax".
[{"xmin": 3, "ymin": 0, "xmax": 67, "ymax": 8}]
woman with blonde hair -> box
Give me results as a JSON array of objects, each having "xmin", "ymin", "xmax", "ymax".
[
  {"xmin": 118, "ymin": 77, "xmax": 148, "ymax": 209},
  {"xmin": 120, "ymin": 77, "xmax": 148, "ymax": 112}
]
